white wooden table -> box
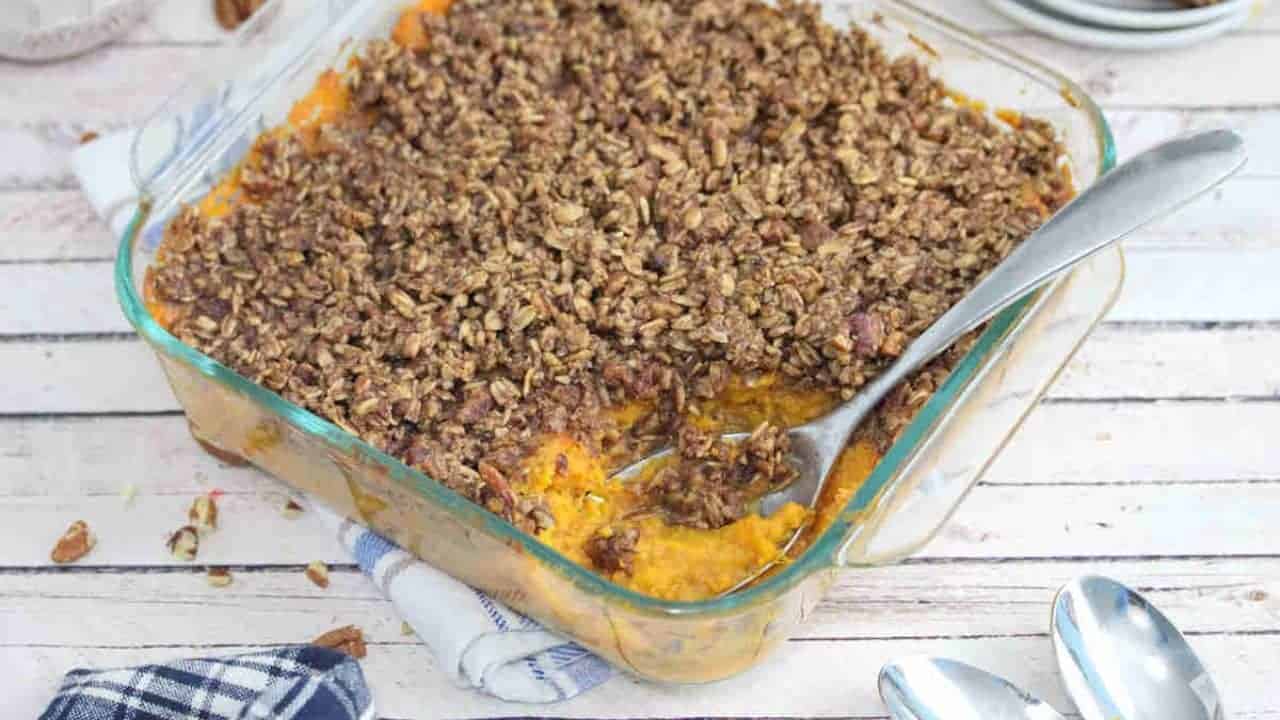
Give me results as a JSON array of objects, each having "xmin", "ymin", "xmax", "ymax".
[{"xmin": 3, "ymin": 2, "xmax": 1279, "ymax": 717}]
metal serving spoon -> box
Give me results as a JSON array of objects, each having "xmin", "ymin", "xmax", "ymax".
[
  {"xmin": 612, "ymin": 129, "xmax": 1245, "ymax": 584},
  {"xmin": 879, "ymin": 656, "xmax": 1067, "ymax": 720},
  {"xmin": 1052, "ymin": 575, "xmax": 1224, "ymax": 720},
  {"xmin": 876, "ymin": 576, "xmax": 1224, "ymax": 720}
]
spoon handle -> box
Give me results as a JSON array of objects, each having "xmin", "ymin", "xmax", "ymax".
[{"xmin": 902, "ymin": 129, "xmax": 1245, "ymax": 367}]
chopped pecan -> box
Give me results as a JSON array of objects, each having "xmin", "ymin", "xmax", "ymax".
[
  {"xmin": 188, "ymin": 494, "xmax": 218, "ymax": 531},
  {"xmin": 167, "ymin": 526, "xmax": 200, "ymax": 562},
  {"xmin": 305, "ymin": 561, "xmax": 330, "ymax": 589},
  {"xmin": 207, "ymin": 567, "xmax": 234, "ymax": 587},
  {"xmin": 312, "ymin": 624, "xmax": 367, "ymax": 659},
  {"xmin": 50, "ymin": 520, "xmax": 96, "ymax": 564}
]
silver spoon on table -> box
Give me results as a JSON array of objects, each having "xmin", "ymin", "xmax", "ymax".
[
  {"xmin": 879, "ymin": 656, "xmax": 1067, "ymax": 720},
  {"xmin": 877, "ymin": 576, "xmax": 1223, "ymax": 720},
  {"xmin": 612, "ymin": 129, "xmax": 1246, "ymax": 590},
  {"xmin": 1052, "ymin": 575, "xmax": 1224, "ymax": 720}
]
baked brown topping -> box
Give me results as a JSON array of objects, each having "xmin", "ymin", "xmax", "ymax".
[
  {"xmin": 584, "ymin": 526, "xmax": 640, "ymax": 574},
  {"xmin": 647, "ymin": 422, "xmax": 797, "ymax": 529},
  {"xmin": 154, "ymin": 0, "xmax": 1067, "ymax": 563}
]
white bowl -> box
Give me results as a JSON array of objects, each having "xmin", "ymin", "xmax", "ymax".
[
  {"xmin": 0, "ymin": 0, "xmax": 149, "ymax": 62},
  {"xmin": 1031, "ymin": 0, "xmax": 1254, "ymax": 30},
  {"xmin": 985, "ymin": 0, "xmax": 1254, "ymax": 50}
]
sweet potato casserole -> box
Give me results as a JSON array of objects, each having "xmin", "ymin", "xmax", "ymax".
[{"xmin": 148, "ymin": 0, "xmax": 1070, "ymax": 600}]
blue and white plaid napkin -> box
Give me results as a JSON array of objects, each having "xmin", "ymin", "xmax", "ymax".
[
  {"xmin": 71, "ymin": 130, "xmax": 615, "ymax": 705},
  {"xmin": 39, "ymin": 645, "xmax": 373, "ymax": 720}
]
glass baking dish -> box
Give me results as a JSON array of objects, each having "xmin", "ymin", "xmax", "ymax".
[{"xmin": 115, "ymin": 0, "xmax": 1123, "ymax": 684}]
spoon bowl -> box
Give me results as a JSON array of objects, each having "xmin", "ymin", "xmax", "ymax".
[
  {"xmin": 879, "ymin": 656, "xmax": 1066, "ymax": 720},
  {"xmin": 1051, "ymin": 575, "xmax": 1224, "ymax": 720}
]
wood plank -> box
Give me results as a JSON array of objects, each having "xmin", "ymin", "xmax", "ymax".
[
  {"xmin": 4, "ymin": 325, "xmax": 1279, "ymax": 416},
  {"xmin": 0, "ymin": 47, "xmax": 199, "ymax": 128},
  {"xmin": 5, "ymin": 110, "xmax": 1279, "ymax": 195},
  {"xmin": 997, "ymin": 34, "xmax": 1280, "ymax": 107},
  {"xmin": 988, "ymin": 401, "xmax": 1280, "ymax": 484},
  {"xmin": 0, "ymin": 124, "xmax": 114, "ymax": 192},
  {"xmin": 927, "ymin": 482, "xmax": 1280, "ymax": 558},
  {"xmin": 5, "ymin": 559, "xmax": 1275, "ymax": 646},
  {"xmin": 1108, "ymin": 109, "xmax": 1280, "ymax": 176},
  {"xmin": 0, "ymin": 415, "xmax": 264, "ymax": 497},
  {"xmin": 0, "ymin": 62, "xmax": 1275, "ymax": 194},
  {"xmin": 1107, "ymin": 248, "xmax": 1280, "ymax": 323},
  {"xmin": 4, "ymin": 399, "xmax": 1275, "ymax": 499},
  {"xmin": 0, "ymin": 262, "xmax": 126, "ymax": 334},
  {"xmin": 0, "ymin": 340, "xmax": 177, "ymax": 414},
  {"xmin": 1052, "ymin": 325, "xmax": 1280, "ymax": 400},
  {"xmin": 114, "ymin": 0, "xmax": 1280, "ymax": 45},
  {"xmin": 95, "ymin": 0, "xmax": 1280, "ymax": 47},
  {"xmin": 1123, "ymin": 179, "xmax": 1280, "ymax": 248},
  {"xmin": 4, "ymin": 635, "xmax": 1277, "ymax": 720},
  {"xmin": 0, "ymin": 492, "xmax": 345, "ymax": 567},
  {"xmin": 5, "ymin": 178, "xmax": 1278, "ymax": 267},
  {"xmin": 0, "ymin": 13, "xmax": 1272, "ymax": 193},
  {"xmin": 0, "ymin": 191, "xmax": 114, "ymax": 261},
  {"xmin": 1, "ymin": 481, "xmax": 1275, "ymax": 567},
  {"xmin": 7, "ymin": 248, "xmax": 1280, "ymax": 337},
  {"xmin": 0, "ymin": 38, "xmax": 1276, "ymax": 132},
  {"xmin": 812, "ymin": 558, "xmax": 1280, "ymax": 638}
]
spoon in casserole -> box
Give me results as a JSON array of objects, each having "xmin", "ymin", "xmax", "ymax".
[{"xmin": 612, "ymin": 129, "xmax": 1246, "ymax": 590}]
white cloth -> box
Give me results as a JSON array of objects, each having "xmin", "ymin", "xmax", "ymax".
[{"xmin": 70, "ymin": 131, "xmax": 613, "ymax": 704}]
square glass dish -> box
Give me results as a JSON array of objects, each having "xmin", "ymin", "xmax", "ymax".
[{"xmin": 116, "ymin": 0, "xmax": 1123, "ymax": 684}]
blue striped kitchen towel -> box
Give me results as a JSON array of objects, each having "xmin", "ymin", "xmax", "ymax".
[
  {"xmin": 39, "ymin": 645, "xmax": 373, "ymax": 720},
  {"xmin": 322, "ymin": 505, "xmax": 614, "ymax": 702}
]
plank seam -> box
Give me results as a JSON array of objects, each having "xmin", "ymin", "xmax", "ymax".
[
  {"xmin": 0, "ymin": 563, "xmax": 360, "ymax": 575},
  {"xmin": 981, "ymin": 478, "xmax": 1280, "ymax": 487},
  {"xmin": 7, "ymin": 627, "xmax": 1275, "ymax": 650}
]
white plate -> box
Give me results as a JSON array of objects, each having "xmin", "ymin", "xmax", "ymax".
[
  {"xmin": 1032, "ymin": 0, "xmax": 1254, "ymax": 30},
  {"xmin": 0, "ymin": 0, "xmax": 149, "ymax": 62},
  {"xmin": 985, "ymin": 0, "xmax": 1254, "ymax": 49}
]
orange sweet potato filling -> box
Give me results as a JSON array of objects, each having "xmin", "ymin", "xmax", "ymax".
[
  {"xmin": 515, "ymin": 382, "xmax": 878, "ymax": 600},
  {"xmin": 146, "ymin": 0, "xmax": 1073, "ymax": 601}
]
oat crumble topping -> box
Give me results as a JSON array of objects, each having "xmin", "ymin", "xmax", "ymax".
[{"xmin": 153, "ymin": 0, "xmax": 1068, "ymax": 568}]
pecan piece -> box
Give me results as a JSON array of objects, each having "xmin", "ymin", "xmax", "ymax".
[
  {"xmin": 50, "ymin": 520, "xmax": 96, "ymax": 564},
  {"xmin": 305, "ymin": 560, "xmax": 330, "ymax": 589},
  {"xmin": 207, "ymin": 567, "xmax": 234, "ymax": 587},
  {"xmin": 167, "ymin": 526, "xmax": 200, "ymax": 562},
  {"xmin": 312, "ymin": 624, "xmax": 367, "ymax": 659},
  {"xmin": 188, "ymin": 493, "xmax": 219, "ymax": 531}
]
